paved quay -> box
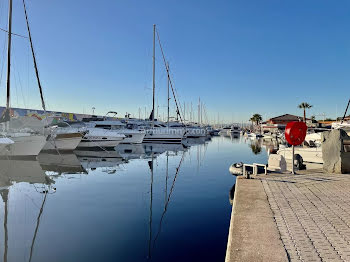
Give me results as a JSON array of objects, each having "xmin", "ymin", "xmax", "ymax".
[{"xmin": 226, "ymin": 171, "xmax": 350, "ymax": 262}]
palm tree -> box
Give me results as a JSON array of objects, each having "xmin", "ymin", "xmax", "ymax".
[
  {"xmin": 298, "ymin": 102, "xmax": 312, "ymax": 122},
  {"xmin": 249, "ymin": 114, "xmax": 263, "ymax": 125}
]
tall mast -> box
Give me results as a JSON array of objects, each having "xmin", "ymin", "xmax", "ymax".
[
  {"xmin": 167, "ymin": 62, "xmax": 170, "ymax": 128},
  {"xmin": 23, "ymin": 0, "xmax": 46, "ymax": 111},
  {"xmin": 198, "ymin": 97, "xmax": 200, "ymax": 125},
  {"xmin": 6, "ymin": 0, "xmax": 13, "ymax": 110},
  {"xmin": 152, "ymin": 24, "xmax": 156, "ymax": 126}
]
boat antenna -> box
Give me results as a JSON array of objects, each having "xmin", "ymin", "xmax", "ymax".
[
  {"xmin": 341, "ymin": 98, "xmax": 350, "ymax": 124},
  {"xmin": 155, "ymin": 29, "xmax": 184, "ymax": 124},
  {"xmin": 23, "ymin": 0, "xmax": 46, "ymax": 112}
]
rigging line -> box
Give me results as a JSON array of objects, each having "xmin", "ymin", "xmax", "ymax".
[
  {"xmin": 155, "ymin": 29, "xmax": 184, "ymax": 124},
  {"xmin": 0, "ymin": 34, "xmax": 7, "ymax": 91},
  {"xmin": 0, "ymin": 27, "xmax": 28, "ymax": 39},
  {"xmin": 22, "ymin": 0, "xmax": 46, "ymax": 112},
  {"xmin": 14, "ymin": 59, "xmax": 27, "ymax": 108}
]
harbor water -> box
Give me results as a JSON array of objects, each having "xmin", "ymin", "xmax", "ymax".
[{"xmin": 0, "ymin": 135, "xmax": 268, "ymax": 262}]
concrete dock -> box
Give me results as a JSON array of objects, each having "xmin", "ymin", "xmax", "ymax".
[{"xmin": 226, "ymin": 171, "xmax": 350, "ymax": 262}]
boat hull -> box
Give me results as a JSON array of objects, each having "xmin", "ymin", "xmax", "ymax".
[
  {"xmin": 277, "ymin": 147, "xmax": 323, "ymax": 164},
  {"xmin": 120, "ymin": 132, "xmax": 145, "ymax": 144},
  {"xmin": 42, "ymin": 133, "xmax": 82, "ymax": 151},
  {"xmin": 78, "ymin": 138, "xmax": 123, "ymax": 148},
  {"xmin": 0, "ymin": 134, "xmax": 46, "ymax": 157},
  {"xmin": 143, "ymin": 129, "xmax": 184, "ymax": 144}
]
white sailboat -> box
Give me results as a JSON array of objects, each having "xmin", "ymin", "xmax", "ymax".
[
  {"xmin": 0, "ymin": 0, "xmax": 47, "ymax": 157},
  {"xmin": 143, "ymin": 25, "xmax": 186, "ymax": 144}
]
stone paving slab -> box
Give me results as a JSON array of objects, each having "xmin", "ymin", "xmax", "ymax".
[
  {"xmin": 261, "ymin": 172, "xmax": 350, "ymax": 262},
  {"xmin": 225, "ymin": 177, "xmax": 288, "ymax": 262}
]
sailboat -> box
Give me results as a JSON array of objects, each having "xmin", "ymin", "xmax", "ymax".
[
  {"xmin": 143, "ymin": 25, "xmax": 185, "ymax": 144},
  {"xmin": 0, "ymin": 0, "xmax": 47, "ymax": 156}
]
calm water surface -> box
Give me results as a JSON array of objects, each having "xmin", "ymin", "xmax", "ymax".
[{"xmin": 0, "ymin": 136, "xmax": 268, "ymax": 262}]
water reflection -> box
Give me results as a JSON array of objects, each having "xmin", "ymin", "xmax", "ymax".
[
  {"xmin": 249, "ymin": 139, "xmax": 262, "ymax": 155},
  {"xmin": 37, "ymin": 152, "xmax": 85, "ymax": 174},
  {"xmin": 74, "ymin": 149, "xmax": 126, "ymax": 173},
  {"xmin": 0, "ymin": 136, "xmax": 267, "ymax": 262},
  {"xmin": 0, "ymin": 158, "xmax": 55, "ymax": 262}
]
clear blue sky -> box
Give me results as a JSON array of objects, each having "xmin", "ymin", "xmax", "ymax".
[{"xmin": 0, "ymin": 0, "xmax": 349, "ymax": 123}]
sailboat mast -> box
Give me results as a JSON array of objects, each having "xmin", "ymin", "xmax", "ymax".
[
  {"xmin": 152, "ymin": 24, "xmax": 156, "ymax": 126},
  {"xmin": 22, "ymin": 0, "xmax": 46, "ymax": 111},
  {"xmin": 167, "ymin": 62, "xmax": 170, "ymax": 128},
  {"xmin": 6, "ymin": 0, "xmax": 13, "ymax": 110},
  {"xmin": 198, "ymin": 97, "xmax": 200, "ymax": 125}
]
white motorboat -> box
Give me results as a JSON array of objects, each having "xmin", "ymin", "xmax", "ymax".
[
  {"xmin": 332, "ymin": 121, "xmax": 350, "ymax": 135},
  {"xmin": 219, "ymin": 127, "xmax": 231, "ymax": 136},
  {"xmin": 304, "ymin": 132, "xmax": 322, "ymax": 146},
  {"xmin": 42, "ymin": 131, "xmax": 83, "ymax": 151},
  {"xmin": 277, "ymin": 146, "xmax": 323, "ymax": 164},
  {"xmin": 229, "ymin": 126, "xmax": 241, "ymax": 135},
  {"xmin": 88, "ymin": 120, "xmax": 145, "ymax": 144},
  {"xmin": 78, "ymin": 128, "xmax": 125, "ymax": 148}
]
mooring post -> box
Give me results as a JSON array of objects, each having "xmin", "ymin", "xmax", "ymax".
[{"xmin": 292, "ymin": 145, "xmax": 295, "ymax": 174}]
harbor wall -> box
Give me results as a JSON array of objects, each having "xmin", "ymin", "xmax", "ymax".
[
  {"xmin": 0, "ymin": 106, "xmax": 91, "ymax": 124},
  {"xmin": 225, "ymin": 177, "xmax": 287, "ymax": 262}
]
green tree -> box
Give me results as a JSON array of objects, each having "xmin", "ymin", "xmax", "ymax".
[
  {"xmin": 298, "ymin": 102, "xmax": 313, "ymax": 122},
  {"xmin": 249, "ymin": 114, "xmax": 263, "ymax": 125}
]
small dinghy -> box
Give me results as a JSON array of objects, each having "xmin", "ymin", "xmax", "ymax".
[{"xmin": 229, "ymin": 162, "xmax": 244, "ymax": 176}]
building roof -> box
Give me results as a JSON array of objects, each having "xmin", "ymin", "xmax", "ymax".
[{"xmin": 268, "ymin": 114, "xmax": 308, "ymax": 122}]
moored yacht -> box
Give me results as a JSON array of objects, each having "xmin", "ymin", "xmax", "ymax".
[
  {"xmin": 78, "ymin": 128, "xmax": 125, "ymax": 148},
  {"xmin": 87, "ymin": 119, "xmax": 145, "ymax": 144},
  {"xmin": 42, "ymin": 126, "xmax": 83, "ymax": 151},
  {"xmin": 56, "ymin": 121, "xmax": 126, "ymax": 148},
  {"xmin": 229, "ymin": 126, "xmax": 241, "ymax": 135}
]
